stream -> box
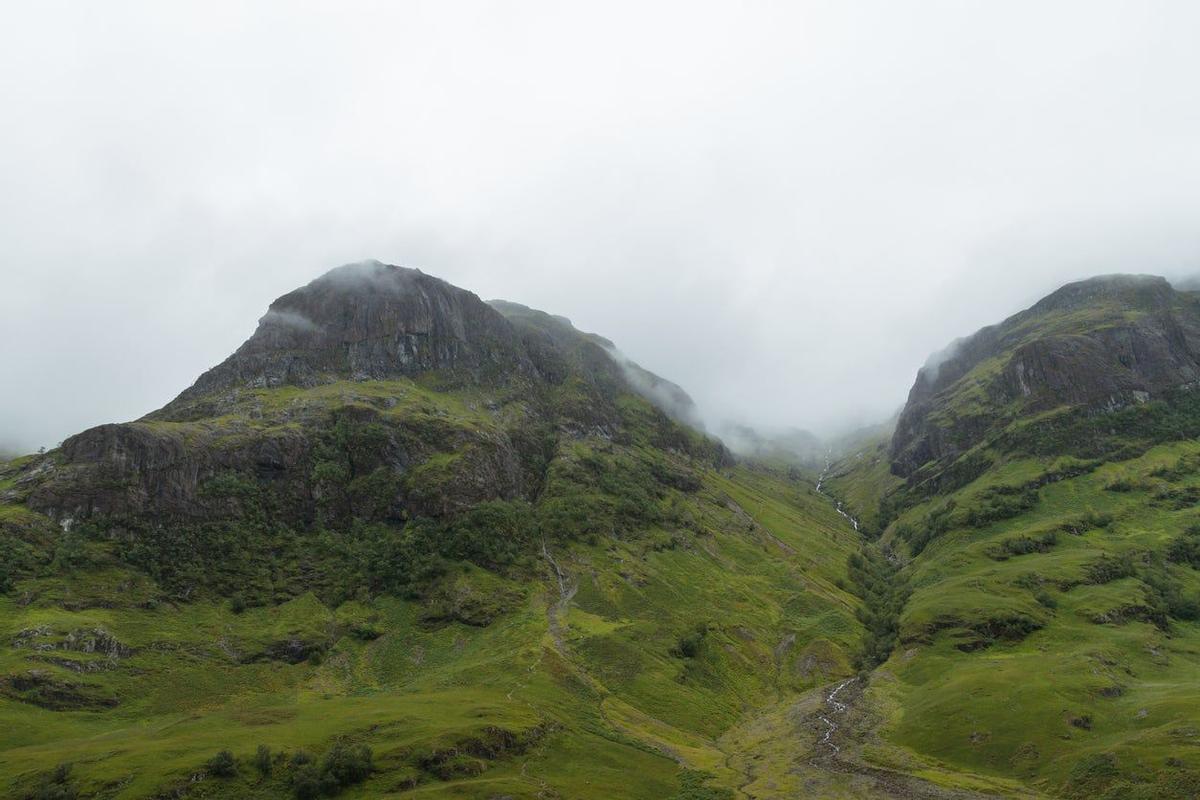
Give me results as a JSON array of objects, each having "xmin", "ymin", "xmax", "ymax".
[
  {"xmin": 814, "ymin": 453, "xmax": 862, "ymax": 754},
  {"xmin": 817, "ymin": 677, "xmax": 857, "ymax": 754},
  {"xmin": 815, "ymin": 453, "xmax": 860, "ymax": 532}
]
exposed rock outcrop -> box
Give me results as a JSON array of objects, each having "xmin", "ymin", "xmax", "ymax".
[
  {"xmin": 16, "ymin": 261, "xmax": 721, "ymax": 531},
  {"xmin": 163, "ymin": 261, "xmax": 535, "ymax": 420},
  {"xmin": 891, "ymin": 275, "xmax": 1200, "ymax": 479}
]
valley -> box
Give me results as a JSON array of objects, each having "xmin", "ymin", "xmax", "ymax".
[{"xmin": 2, "ymin": 266, "xmax": 1200, "ymax": 798}]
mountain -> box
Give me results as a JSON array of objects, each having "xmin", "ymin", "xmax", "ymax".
[
  {"xmin": 822, "ymin": 273, "xmax": 1200, "ymax": 799},
  {"xmin": 891, "ymin": 275, "xmax": 1200, "ymax": 490},
  {"xmin": 19, "ymin": 261, "xmax": 720, "ymax": 531},
  {"xmin": 6, "ymin": 265, "xmax": 1200, "ymax": 800},
  {"xmin": 0, "ymin": 263, "xmax": 877, "ymax": 800},
  {"xmin": 172, "ymin": 261, "xmax": 535, "ymax": 407}
]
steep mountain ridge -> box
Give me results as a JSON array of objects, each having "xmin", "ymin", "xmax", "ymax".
[
  {"xmin": 0, "ymin": 263, "xmax": 877, "ymax": 800},
  {"xmin": 7, "ymin": 265, "xmax": 1200, "ymax": 799},
  {"xmin": 820, "ymin": 273, "xmax": 1200, "ymax": 799},
  {"xmin": 891, "ymin": 274, "xmax": 1200, "ymax": 486},
  {"xmin": 167, "ymin": 261, "xmax": 533, "ymax": 415},
  {"xmin": 15, "ymin": 262, "xmax": 721, "ymax": 533}
]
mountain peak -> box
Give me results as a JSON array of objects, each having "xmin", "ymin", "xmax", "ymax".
[
  {"xmin": 163, "ymin": 262, "xmax": 531, "ymax": 416},
  {"xmin": 1028, "ymin": 273, "xmax": 1174, "ymax": 314},
  {"xmin": 891, "ymin": 272, "xmax": 1200, "ymax": 482}
]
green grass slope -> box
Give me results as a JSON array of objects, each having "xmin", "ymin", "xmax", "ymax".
[
  {"xmin": 0, "ymin": 428, "xmax": 864, "ymax": 799},
  {"xmin": 818, "ymin": 276, "xmax": 1200, "ymax": 798},
  {"xmin": 849, "ymin": 439, "xmax": 1200, "ymax": 799}
]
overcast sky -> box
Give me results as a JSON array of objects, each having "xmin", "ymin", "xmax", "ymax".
[{"xmin": 3, "ymin": 2, "xmax": 1200, "ymax": 453}]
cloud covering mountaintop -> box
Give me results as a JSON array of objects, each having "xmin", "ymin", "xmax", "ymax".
[{"xmin": 3, "ymin": 2, "xmax": 1200, "ymax": 451}]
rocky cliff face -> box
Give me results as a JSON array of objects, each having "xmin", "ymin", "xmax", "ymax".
[
  {"xmin": 162, "ymin": 261, "xmax": 534, "ymax": 419},
  {"xmin": 12, "ymin": 262, "xmax": 718, "ymax": 531},
  {"xmin": 487, "ymin": 299, "xmax": 703, "ymax": 429},
  {"xmin": 891, "ymin": 275, "xmax": 1200, "ymax": 479}
]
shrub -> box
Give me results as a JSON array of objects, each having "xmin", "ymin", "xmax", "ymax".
[
  {"xmin": 441, "ymin": 500, "xmax": 535, "ymax": 569},
  {"xmin": 1150, "ymin": 454, "xmax": 1200, "ymax": 482},
  {"xmin": 1152, "ymin": 485, "xmax": 1200, "ymax": 509},
  {"xmin": 1061, "ymin": 510, "xmax": 1114, "ymax": 535},
  {"xmin": 0, "ymin": 533, "xmax": 38, "ymax": 595},
  {"xmin": 320, "ymin": 743, "xmax": 373, "ymax": 786},
  {"xmin": 1014, "ymin": 572, "xmax": 1045, "ymax": 589},
  {"xmin": 27, "ymin": 764, "xmax": 78, "ymax": 800},
  {"xmin": 255, "ymin": 744, "xmax": 272, "ymax": 776},
  {"xmin": 292, "ymin": 765, "xmax": 326, "ymax": 800},
  {"xmin": 1142, "ymin": 562, "xmax": 1200, "ymax": 625},
  {"xmin": 1064, "ymin": 752, "xmax": 1121, "ymax": 798},
  {"xmin": 971, "ymin": 613, "xmax": 1042, "ymax": 644},
  {"xmin": 50, "ymin": 531, "xmax": 88, "ymax": 571},
  {"xmin": 1086, "ymin": 553, "xmax": 1137, "ymax": 585},
  {"xmin": 290, "ymin": 742, "xmax": 373, "ymax": 798},
  {"xmin": 991, "ymin": 531, "xmax": 1058, "ymax": 560},
  {"xmin": 901, "ymin": 502, "xmax": 957, "ymax": 556},
  {"xmin": 207, "ymin": 750, "xmax": 236, "ymax": 778},
  {"xmin": 310, "ymin": 412, "xmax": 397, "ymax": 527},
  {"xmin": 961, "ymin": 486, "xmax": 1040, "ymax": 528},
  {"xmin": 669, "ymin": 769, "xmax": 735, "ymax": 800},
  {"xmin": 349, "ymin": 623, "xmax": 382, "ymax": 641},
  {"xmin": 673, "ymin": 626, "xmax": 707, "ymax": 659},
  {"xmin": 846, "ymin": 546, "xmax": 908, "ymax": 668},
  {"xmin": 1167, "ymin": 525, "xmax": 1200, "ymax": 569}
]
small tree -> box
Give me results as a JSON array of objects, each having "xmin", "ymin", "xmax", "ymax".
[
  {"xmin": 30, "ymin": 763, "xmax": 78, "ymax": 800},
  {"xmin": 292, "ymin": 765, "xmax": 322, "ymax": 800},
  {"xmin": 254, "ymin": 744, "xmax": 272, "ymax": 776},
  {"xmin": 230, "ymin": 593, "xmax": 248, "ymax": 614},
  {"xmin": 207, "ymin": 750, "xmax": 236, "ymax": 779},
  {"xmin": 321, "ymin": 743, "xmax": 372, "ymax": 785}
]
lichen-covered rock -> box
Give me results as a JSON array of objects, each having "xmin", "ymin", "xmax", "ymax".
[{"xmin": 891, "ymin": 275, "xmax": 1200, "ymax": 479}]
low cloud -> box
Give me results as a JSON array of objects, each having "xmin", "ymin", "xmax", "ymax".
[
  {"xmin": 3, "ymin": 3, "xmax": 1200, "ymax": 452},
  {"xmin": 260, "ymin": 309, "xmax": 322, "ymax": 334},
  {"xmin": 602, "ymin": 344, "xmax": 704, "ymax": 430}
]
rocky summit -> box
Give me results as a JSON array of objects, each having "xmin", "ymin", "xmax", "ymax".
[
  {"xmin": 2, "ymin": 267, "xmax": 1200, "ymax": 800},
  {"xmin": 19, "ymin": 262, "xmax": 715, "ymax": 529},
  {"xmin": 169, "ymin": 261, "xmax": 535, "ymax": 412},
  {"xmin": 891, "ymin": 274, "xmax": 1200, "ymax": 484}
]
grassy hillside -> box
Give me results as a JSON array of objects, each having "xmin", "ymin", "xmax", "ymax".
[
  {"xmin": 13, "ymin": 269, "xmax": 1199, "ymax": 799},
  {"xmin": 823, "ymin": 433, "xmax": 902, "ymax": 538},
  {"xmin": 0, "ymin": 404, "xmax": 867, "ymax": 799},
  {"xmin": 845, "ymin": 438, "xmax": 1200, "ymax": 798},
  {"xmin": 890, "ymin": 275, "xmax": 1200, "ymax": 494}
]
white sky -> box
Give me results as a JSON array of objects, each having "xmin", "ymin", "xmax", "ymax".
[{"xmin": 3, "ymin": 1, "xmax": 1200, "ymax": 451}]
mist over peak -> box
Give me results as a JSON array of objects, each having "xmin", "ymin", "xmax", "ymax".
[{"xmin": 5, "ymin": 3, "xmax": 1200, "ymax": 456}]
